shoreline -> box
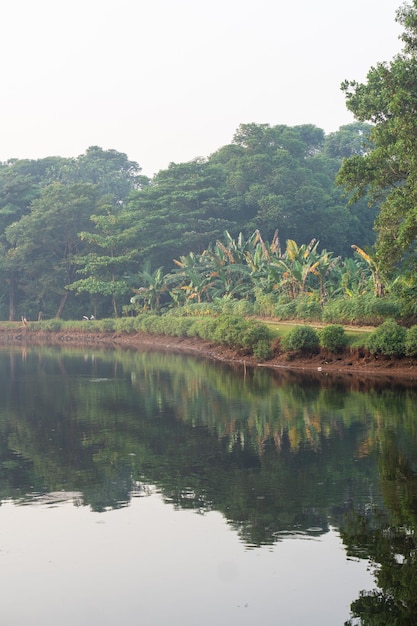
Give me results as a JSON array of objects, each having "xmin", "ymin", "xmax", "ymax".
[{"xmin": 1, "ymin": 325, "xmax": 417, "ymax": 383}]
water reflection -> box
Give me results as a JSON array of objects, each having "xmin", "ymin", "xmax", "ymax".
[{"xmin": 1, "ymin": 345, "xmax": 417, "ymax": 624}]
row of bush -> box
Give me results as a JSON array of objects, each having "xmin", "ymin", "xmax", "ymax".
[
  {"xmin": 283, "ymin": 320, "xmax": 417, "ymax": 358},
  {"xmin": 32, "ymin": 313, "xmax": 273, "ymax": 361},
  {"xmin": 28, "ymin": 314, "xmax": 417, "ymax": 361}
]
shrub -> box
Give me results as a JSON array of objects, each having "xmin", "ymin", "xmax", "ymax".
[
  {"xmin": 295, "ymin": 296, "xmax": 322, "ymax": 321},
  {"xmin": 188, "ymin": 313, "xmax": 271, "ymax": 354},
  {"xmin": 136, "ymin": 314, "xmax": 160, "ymax": 332},
  {"xmin": 42, "ymin": 319, "xmax": 62, "ymax": 332},
  {"xmin": 322, "ymin": 294, "xmax": 401, "ymax": 326},
  {"xmin": 173, "ymin": 317, "xmax": 195, "ymax": 337},
  {"xmin": 319, "ymin": 325, "xmax": 348, "ymax": 353},
  {"xmin": 253, "ymin": 291, "xmax": 278, "ymax": 317},
  {"xmin": 405, "ymin": 325, "xmax": 417, "ymax": 357},
  {"xmin": 240, "ymin": 322, "xmax": 271, "ymax": 351},
  {"xmin": 274, "ymin": 300, "xmax": 297, "ymax": 320},
  {"xmin": 99, "ymin": 319, "xmax": 116, "ymax": 332},
  {"xmin": 233, "ymin": 299, "xmax": 255, "ymax": 317},
  {"xmin": 115, "ymin": 318, "xmax": 136, "ymax": 334},
  {"xmin": 366, "ymin": 320, "xmax": 406, "ymax": 357},
  {"xmin": 282, "ymin": 325, "xmax": 320, "ymax": 353},
  {"xmin": 193, "ymin": 317, "xmax": 219, "ymax": 340},
  {"xmin": 253, "ymin": 339, "xmax": 273, "ymax": 361}
]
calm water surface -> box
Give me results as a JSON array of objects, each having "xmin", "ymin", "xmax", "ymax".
[{"xmin": 1, "ymin": 345, "xmax": 417, "ymax": 625}]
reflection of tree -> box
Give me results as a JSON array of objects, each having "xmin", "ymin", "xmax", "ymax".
[
  {"xmin": 342, "ymin": 431, "xmax": 417, "ymax": 625},
  {"xmin": 0, "ymin": 346, "xmax": 414, "ymax": 554}
]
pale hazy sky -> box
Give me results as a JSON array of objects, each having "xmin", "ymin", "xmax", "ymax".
[{"xmin": 1, "ymin": 0, "xmax": 403, "ymax": 176}]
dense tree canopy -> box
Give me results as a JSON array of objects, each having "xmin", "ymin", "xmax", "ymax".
[
  {"xmin": 0, "ymin": 125, "xmax": 377, "ymax": 320},
  {"xmin": 337, "ymin": 1, "xmax": 417, "ymax": 282}
]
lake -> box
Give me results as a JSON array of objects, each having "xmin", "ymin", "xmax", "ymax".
[{"xmin": 1, "ymin": 345, "xmax": 416, "ymax": 625}]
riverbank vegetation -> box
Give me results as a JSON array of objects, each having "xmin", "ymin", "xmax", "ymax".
[{"xmin": 3, "ymin": 311, "xmax": 417, "ymax": 370}]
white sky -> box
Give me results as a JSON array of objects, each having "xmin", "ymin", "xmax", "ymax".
[{"xmin": 1, "ymin": 0, "xmax": 404, "ymax": 176}]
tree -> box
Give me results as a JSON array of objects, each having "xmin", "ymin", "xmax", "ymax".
[
  {"xmin": 69, "ymin": 201, "xmax": 142, "ymax": 317},
  {"xmin": 126, "ymin": 159, "xmax": 235, "ymax": 268},
  {"xmin": 5, "ymin": 183, "xmax": 97, "ymax": 319},
  {"xmin": 0, "ymin": 157, "xmax": 65, "ymax": 319},
  {"xmin": 47, "ymin": 146, "xmax": 142, "ymax": 204},
  {"xmin": 337, "ymin": 1, "xmax": 417, "ymax": 279}
]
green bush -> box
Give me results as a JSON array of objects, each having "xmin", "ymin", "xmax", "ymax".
[
  {"xmin": 366, "ymin": 319, "xmax": 406, "ymax": 357},
  {"xmin": 42, "ymin": 319, "xmax": 62, "ymax": 332},
  {"xmin": 252, "ymin": 339, "xmax": 273, "ymax": 361},
  {"xmin": 212, "ymin": 314, "xmax": 271, "ymax": 352},
  {"xmin": 115, "ymin": 318, "xmax": 136, "ymax": 334},
  {"xmin": 99, "ymin": 319, "xmax": 116, "ymax": 332},
  {"xmin": 319, "ymin": 325, "xmax": 348, "ymax": 353},
  {"xmin": 253, "ymin": 292, "xmax": 278, "ymax": 317},
  {"xmin": 136, "ymin": 314, "xmax": 160, "ymax": 332},
  {"xmin": 282, "ymin": 325, "xmax": 320, "ymax": 353},
  {"xmin": 193, "ymin": 317, "xmax": 219, "ymax": 340},
  {"xmin": 323, "ymin": 294, "xmax": 401, "ymax": 326},
  {"xmin": 405, "ymin": 325, "xmax": 417, "ymax": 357},
  {"xmin": 295, "ymin": 296, "xmax": 322, "ymax": 321},
  {"xmin": 172, "ymin": 317, "xmax": 195, "ymax": 337},
  {"xmin": 274, "ymin": 300, "xmax": 297, "ymax": 320},
  {"xmin": 240, "ymin": 322, "xmax": 271, "ymax": 350},
  {"xmin": 233, "ymin": 299, "xmax": 255, "ymax": 317}
]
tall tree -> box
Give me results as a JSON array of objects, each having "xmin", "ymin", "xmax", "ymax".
[
  {"xmin": 337, "ymin": 1, "xmax": 417, "ymax": 279},
  {"xmin": 46, "ymin": 146, "xmax": 143, "ymax": 204},
  {"xmin": 69, "ymin": 201, "xmax": 141, "ymax": 317},
  {"xmin": 0, "ymin": 157, "xmax": 66, "ymax": 319},
  {"xmin": 126, "ymin": 159, "xmax": 235, "ymax": 268},
  {"xmin": 5, "ymin": 183, "xmax": 97, "ymax": 319}
]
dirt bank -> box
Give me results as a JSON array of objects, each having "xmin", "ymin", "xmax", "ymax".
[{"xmin": 1, "ymin": 323, "xmax": 417, "ymax": 383}]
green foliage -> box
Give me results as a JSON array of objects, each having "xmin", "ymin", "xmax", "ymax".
[
  {"xmin": 99, "ymin": 319, "xmax": 116, "ymax": 332},
  {"xmin": 193, "ymin": 317, "xmax": 219, "ymax": 340},
  {"xmin": 405, "ymin": 325, "xmax": 417, "ymax": 357},
  {"xmin": 114, "ymin": 318, "xmax": 136, "ymax": 334},
  {"xmin": 252, "ymin": 339, "xmax": 273, "ymax": 361},
  {"xmin": 282, "ymin": 325, "xmax": 320, "ymax": 353},
  {"xmin": 253, "ymin": 292, "xmax": 278, "ymax": 317},
  {"xmin": 40, "ymin": 319, "xmax": 62, "ymax": 332},
  {"xmin": 319, "ymin": 325, "xmax": 348, "ymax": 353},
  {"xmin": 212, "ymin": 314, "xmax": 271, "ymax": 353},
  {"xmin": 366, "ymin": 320, "xmax": 407, "ymax": 357},
  {"xmin": 273, "ymin": 299, "xmax": 297, "ymax": 320},
  {"xmin": 135, "ymin": 314, "xmax": 160, "ymax": 333},
  {"xmin": 337, "ymin": 2, "xmax": 417, "ymax": 280},
  {"xmin": 294, "ymin": 296, "xmax": 322, "ymax": 321},
  {"xmin": 322, "ymin": 294, "xmax": 401, "ymax": 326},
  {"xmin": 131, "ymin": 311, "xmax": 272, "ymax": 357}
]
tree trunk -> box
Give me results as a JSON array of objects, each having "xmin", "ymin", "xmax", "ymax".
[
  {"xmin": 55, "ymin": 292, "xmax": 68, "ymax": 319},
  {"xmin": 8, "ymin": 274, "xmax": 16, "ymax": 321}
]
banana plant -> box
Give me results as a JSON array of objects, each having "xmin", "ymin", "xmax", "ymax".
[
  {"xmin": 351, "ymin": 245, "xmax": 384, "ymax": 297},
  {"xmin": 131, "ymin": 261, "xmax": 170, "ymax": 311},
  {"xmin": 172, "ymin": 251, "xmax": 214, "ymax": 303}
]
